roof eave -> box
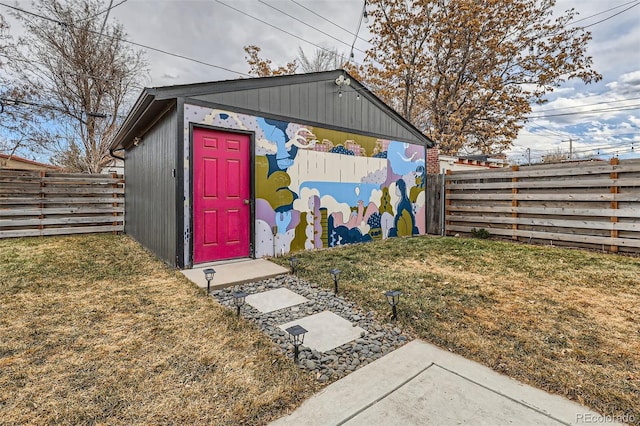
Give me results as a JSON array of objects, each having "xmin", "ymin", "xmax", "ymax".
[{"xmin": 110, "ymin": 89, "xmax": 157, "ymax": 151}]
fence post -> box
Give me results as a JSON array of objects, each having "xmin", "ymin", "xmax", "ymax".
[
  {"xmin": 112, "ymin": 172, "xmax": 119, "ymax": 235},
  {"xmin": 39, "ymin": 170, "xmax": 46, "ymax": 235},
  {"xmin": 610, "ymin": 158, "xmax": 619, "ymax": 253},
  {"xmin": 511, "ymin": 165, "xmax": 519, "ymax": 240},
  {"xmin": 444, "ymin": 169, "xmax": 452, "ymax": 235}
]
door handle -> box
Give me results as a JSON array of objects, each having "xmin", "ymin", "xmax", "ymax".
[{"xmin": 243, "ymin": 199, "xmax": 250, "ymax": 205}]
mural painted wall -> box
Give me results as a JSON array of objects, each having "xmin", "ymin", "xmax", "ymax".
[{"xmin": 183, "ymin": 104, "xmax": 426, "ymax": 261}]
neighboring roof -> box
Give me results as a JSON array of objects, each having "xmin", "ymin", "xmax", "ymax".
[
  {"xmin": 111, "ymin": 70, "xmax": 434, "ymax": 151},
  {"xmin": 0, "ymin": 153, "xmax": 61, "ymax": 170}
]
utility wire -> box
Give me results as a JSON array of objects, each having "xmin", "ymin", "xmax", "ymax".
[
  {"xmin": 570, "ymin": 0, "xmax": 639, "ymax": 25},
  {"xmin": 258, "ymin": 0, "xmax": 365, "ymax": 54},
  {"xmin": 348, "ymin": 0, "xmax": 367, "ymax": 62},
  {"xmin": 0, "ymin": 1, "xmax": 253, "ymax": 78},
  {"xmin": 76, "ymin": 0, "xmax": 127, "ymax": 23},
  {"xmin": 527, "ymin": 104, "xmax": 640, "ymax": 119},
  {"xmin": 289, "ymin": 0, "xmax": 371, "ymax": 45},
  {"xmin": 533, "ymin": 96, "xmax": 640, "ymax": 113},
  {"xmin": 582, "ymin": 1, "xmax": 640, "ymax": 28},
  {"xmin": 215, "ymin": 0, "xmax": 363, "ymax": 66},
  {"xmin": 1, "ymin": 96, "xmax": 127, "ymax": 119}
]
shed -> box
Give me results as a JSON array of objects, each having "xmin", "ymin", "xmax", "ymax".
[{"xmin": 110, "ymin": 70, "xmax": 434, "ymax": 268}]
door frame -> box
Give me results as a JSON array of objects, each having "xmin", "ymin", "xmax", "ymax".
[{"xmin": 189, "ymin": 123, "xmax": 256, "ymax": 265}]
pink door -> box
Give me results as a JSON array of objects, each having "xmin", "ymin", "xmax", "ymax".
[{"xmin": 193, "ymin": 127, "xmax": 250, "ymax": 263}]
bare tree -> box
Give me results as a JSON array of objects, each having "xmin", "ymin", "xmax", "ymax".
[
  {"xmin": 7, "ymin": 0, "xmax": 147, "ymax": 173},
  {"xmin": 0, "ymin": 15, "xmax": 53, "ymax": 162},
  {"xmin": 297, "ymin": 47, "xmax": 346, "ymax": 73},
  {"xmin": 244, "ymin": 45, "xmax": 347, "ymax": 76}
]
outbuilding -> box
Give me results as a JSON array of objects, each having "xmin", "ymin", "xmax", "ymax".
[{"xmin": 110, "ymin": 70, "xmax": 434, "ymax": 268}]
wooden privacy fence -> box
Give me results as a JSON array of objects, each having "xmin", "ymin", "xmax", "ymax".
[
  {"xmin": 0, "ymin": 169, "xmax": 124, "ymax": 238},
  {"xmin": 445, "ymin": 158, "xmax": 640, "ymax": 253}
]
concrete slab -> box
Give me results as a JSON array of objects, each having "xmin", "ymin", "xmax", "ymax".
[
  {"xmin": 245, "ymin": 288, "xmax": 309, "ymax": 313},
  {"xmin": 345, "ymin": 365, "xmax": 559, "ymax": 425},
  {"xmin": 180, "ymin": 258, "xmax": 289, "ymax": 290},
  {"xmin": 278, "ymin": 311, "xmax": 366, "ymax": 353},
  {"xmin": 271, "ymin": 340, "xmax": 614, "ymax": 426}
]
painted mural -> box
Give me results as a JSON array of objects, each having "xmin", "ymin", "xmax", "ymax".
[{"xmin": 183, "ymin": 104, "xmax": 426, "ymax": 260}]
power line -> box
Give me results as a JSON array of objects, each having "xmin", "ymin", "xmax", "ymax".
[
  {"xmin": 582, "ymin": 1, "xmax": 640, "ymax": 29},
  {"xmin": 533, "ymin": 96, "xmax": 640, "ymax": 113},
  {"xmin": 289, "ymin": 0, "xmax": 371, "ymax": 46},
  {"xmin": 1, "ymin": 96, "xmax": 127, "ymax": 119},
  {"xmin": 570, "ymin": 0, "xmax": 639, "ymax": 25},
  {"xmin": 215, "ymin": 0, "xmax": 363, "ymax": 67},
  {"xmin": 77, "ymin": 0, "xmax": 128, "ymax": 23},
  {"xmin": 527, "ymin": 104, "xmax": 640, "ymax": 119},
  {"xmin": 0, "ymin": 1, "xmax": 253, "ymax": 78},
  {"xmin": 348, "ymin": 0, "xmax": 367, "ymax": 62},
  {"xmin": 258, "ymin": 0, "xmax": 365, "ymax": 54}
]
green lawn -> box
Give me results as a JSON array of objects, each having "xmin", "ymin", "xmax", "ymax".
[
  {"xmin": 0, "ymin": 234, "xmax": 317, "ymax": 425},
  {"xmin": 272, "ymin": 236, "xmax": 640, "ymax": 424}
]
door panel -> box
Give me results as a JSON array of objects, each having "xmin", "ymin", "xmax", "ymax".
[{"xmin": 193, "ymin": 128, "xmax": 250, "ymax": 263}]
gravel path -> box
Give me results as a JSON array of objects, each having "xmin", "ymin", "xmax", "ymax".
[{"xmin": 211, "ymin": 275, "xmax": 411, "ymax": 383}]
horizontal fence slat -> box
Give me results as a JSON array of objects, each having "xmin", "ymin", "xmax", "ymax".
[
  {"xmin": 446, "ymin": 205, "xmax": 639, "ymax": 218},
  {"xmin": 447, "ymin": 193, "xmax": 640, "ymax": 202},
  {"xmin": 0, "ymin": 207, "xmax": 125, "ymax": 216},
  {"xmin": 40, "ymin": 187, "xmax": 124, "ymax": 194},
  {"xmin": 447, "ymin": 163, "xmax": 616, "ymax": 181},
  {"xmin": 446, "ymin": 215, "xmax": 640, "ymax": 232},
  {"xmin": 0, "ymin": 197, "xmax": 123, "ymax": 205},
  {"xmin": 447, "ymin": 178, "xmax": 640, "ymax": 190},
  {"xmin": 0, "ymin": 215, "xmax": 123, "ymax": 228},
  {"xmin": 0, "ymin": 225, "xmax": 123, "ymax": 239},
  {"xmin": 446, "ymin": 225, "xmax": 640, "ymax": 249},
  {"xmin": 41, "ymin": 176, "xmax": 123, "ymax": 184}
]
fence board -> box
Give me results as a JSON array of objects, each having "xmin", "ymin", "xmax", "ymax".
[
  {"xmin": 445, "ymin": 159, "xmax": 640, "ymax": 253},
  {"xmin": 0, "ymin": 170, "xmax": 124, "ymax": 238},
  {"xmin": 446, "ymin": 215, "xmax": 640, "ymax": 232},
  {"xmin": 448, "ymin": 178, "xmax": 640, "ymax": 190},
  {"xmin": 447, "ymin": 225, "xmax": 640, "ymax": 249}
]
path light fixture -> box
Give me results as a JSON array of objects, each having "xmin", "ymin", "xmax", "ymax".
[
  {"xmin": 232, "ymin": 291, "xmax": 247, "ymax": 317},
  {"xmin": 329, "ymin": 268, "xmax": 341, "ymax": 295},
  {"xmin": 385, "ymin": 290, "xmax": 402, "ymax": 321},
  {"xmin": 285, "ymin": 324, "xmax": 308, "ymax": 363},
  {"xmin": 289, "ymin": 257, "xmax": 299, "ymax": 276},
  {"xmin": 203, "ymin": 268, "xmax": 216, "ymax": 294}
]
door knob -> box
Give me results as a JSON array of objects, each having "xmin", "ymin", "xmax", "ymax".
[{"xmin": 243, "ymin": 199, "xmax": 250, "ymax": 205}]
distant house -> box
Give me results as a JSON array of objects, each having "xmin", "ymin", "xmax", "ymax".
[
  {"xmin": 101, "ymin": 158, "xmax": 124, "ymax": 175},
  {"xmin": 426, "ymin": 145, "xmax": 508, "ymax": 173},
  {"xmin": 0, "ymin": 153, "xmax": 60, "ymax": 171}
]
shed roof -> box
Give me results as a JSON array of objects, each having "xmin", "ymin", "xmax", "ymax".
[{"xmin": 111, "ymin": 70, "xmax": 434, "ymax": 151}]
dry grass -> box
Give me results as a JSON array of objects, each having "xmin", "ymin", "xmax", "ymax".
[
  {"xmin": 0, "ymin": 234, "xmax": 317, "ymax": 425},
  {"xmin": 272, "ymin": 236, "xmax": 640, "ymax": 424}
]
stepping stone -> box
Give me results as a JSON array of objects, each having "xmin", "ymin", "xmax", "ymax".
[
  {"xmin": 245, "ymin": 288, "xmax": 309, "ymax": 313},
  {"xmin": 279, "ymin": 311, "xmax": 366, "ymax": 353}
]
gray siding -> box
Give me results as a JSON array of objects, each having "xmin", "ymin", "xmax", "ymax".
[
  {"xmin": 125, "ymin": 107, "xmax": 177, "ymax": 266},
  {"xmin": 191, "ymin": 79, "xmax": 421, "ymax": 143}
]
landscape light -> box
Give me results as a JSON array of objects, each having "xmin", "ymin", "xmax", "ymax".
[
  {"xmin": 232, "ymin": 291, "xmax": 247, "ymax": 317},
  {"xmin": 385, "ymin": 290, "xmax": 402, "ymax": 321},
  {"xmin": 329, "ymin": 268, "xmax": 341, "ymax": 295},
  {"xmin": 203, "ymin": 268, "xmax": 216, "ymax": 294},
  {"xmin": 285, "ymin": 324, "xmax": 308, "ymax": 363},
  {"xmin": 289, "ymin": 257, "xmax": 299, "ymax": 276}
]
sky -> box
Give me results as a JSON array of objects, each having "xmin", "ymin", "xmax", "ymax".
[{"xmin": 2, "ymin": 0, "xmax": 640, "ymax": 164}]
